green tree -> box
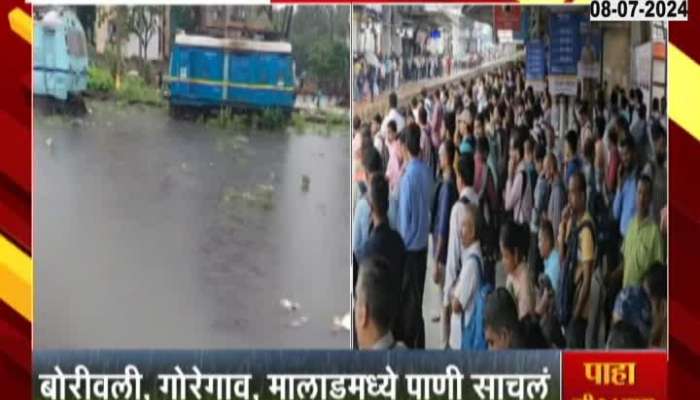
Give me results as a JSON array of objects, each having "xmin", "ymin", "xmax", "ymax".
[
  {"xmin": 289, "ymin": 6, "xmax": 349, "ymax": 98},
  {"xmin": 307, "ymin": 39, "xmax": 349, "ymax": 97},
  {"xmin": 170, "ymin": 6, "xmax": 199, "ymax": 35}
]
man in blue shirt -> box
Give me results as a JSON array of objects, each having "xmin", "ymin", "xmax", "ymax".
[
  {"xmin": 613, "ymin": 135, "xmax": 638, "ymax": 237},
  {"xmin": 397, "ymin": 122, "xmax": 434, "ymax": 348},
  {"xmin": 353, "ymin": 146, "xmax": 385, "ymax": 259}
]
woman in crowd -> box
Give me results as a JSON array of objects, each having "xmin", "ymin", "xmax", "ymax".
[{"xmin": 351, "ymin": 61, "xmax": 668, "ymax": 351}]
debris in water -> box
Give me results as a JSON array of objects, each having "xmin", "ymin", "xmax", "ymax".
[
  {"xmin": 234, "ymin": 135, "xmax": 249, "ymax": 144},
  {"xmin": 181, "ymin": 162, "xmax": 189, "ymax": 172},
  {"xmin": 221, "ymin": 184, "xmax": 274, "ymax": 211},
  {"xmin": 301, "ymin": 175, "xmax": 310, "ymax": 192},
  {"xmin": 289, "ymin": 316, "xmax": 309, "ymax": 328},
  {"xmin": 280, "ymin": 298, "xmax": 300, "ymax": 312},
  {"xmin": 257, "ymin": 184, "xmax": 275, "ymax": 193},
  {"xmin": 45, "ymin": 137, "xmax": 53, "ymax": 148},
  {"xmin": 332, "ymin": 312, "xmax": 351, "ymax": 332},
  {"xmin": 209, "ymin": 162, "xmax": 214, "ymax": 167},
  {"xmin": 241, "ymin": 191, "xmax": 256, "ymax": 202}
]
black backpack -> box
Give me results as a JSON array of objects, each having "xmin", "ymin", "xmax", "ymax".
[{"xmin": 557, "ymin": 219, "xmax": 596, "ymax": 327}]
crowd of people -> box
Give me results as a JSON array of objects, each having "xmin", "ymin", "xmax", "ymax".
[
  {"xmin": 352, "ymin": 62, "xmax": 668, "ymax": 351},
  {"xmin": 353, "ymin": 52, "xmax": 452, "ymax": 102}
]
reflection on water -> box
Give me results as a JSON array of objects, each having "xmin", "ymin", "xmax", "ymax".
[{"xmin": 34, "ymin": 103, "xmax": 350, "ymax": 349}]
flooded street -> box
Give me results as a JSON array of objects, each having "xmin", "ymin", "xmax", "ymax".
[{"xmin": 34, "ymin": 101, "xmax": 350, "ymax": 349}]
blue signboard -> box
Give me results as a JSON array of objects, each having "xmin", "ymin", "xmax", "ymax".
[
  {"xmin": 549, "ymin": 13, "xmax": 581, "ymax": 76},
  {"xmin": 526, "ymin": 40, "xmax": 546, "ymax": 81},
  {"xmin": 579, "ymin": 19, "xmax": 603, "ymax": 61}
]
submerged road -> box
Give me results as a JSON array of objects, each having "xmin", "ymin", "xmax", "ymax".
[{"xmin": 35, "ymin": 101, "xmax": 350, "ymax": 349}]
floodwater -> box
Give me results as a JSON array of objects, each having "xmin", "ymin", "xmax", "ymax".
[{"xmin": 34, "ymin": 101, "xmax": 350, "ymax": 349}]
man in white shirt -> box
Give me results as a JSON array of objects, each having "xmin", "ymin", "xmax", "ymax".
[
  {"xmin": 381, "ymin": 92, "xmax": 406, "ymax": 138},
  {"xmin": 442, "ymin": 156, "xmax": 479, "ymax": 347},
  {"xmin": 448, "ymin": 203, "xmax": 482, "ymax": 349}
]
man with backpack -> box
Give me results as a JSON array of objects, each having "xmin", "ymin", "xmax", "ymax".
[
  {"xmin": 446, "ymin": 203, "xmax": 482, "ymax": 349},
  {"xmin": 442, "ymin": 156, "xmax": 478, "ymax": 348},
  {"xmin": 557, "ymin": 171, "xmax": 597, "ymax": 349},
  {"xmin": 451, "ymin": 203, "xmax": 492, "ymax": 350}
]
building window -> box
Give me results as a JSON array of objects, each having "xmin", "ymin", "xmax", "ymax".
[{"xmin": 652, "ymin": 22, "xmax": 667, "ymax": 42}]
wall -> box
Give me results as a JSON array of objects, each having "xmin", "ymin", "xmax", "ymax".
[{"xmin": 602, "ymin": 23, "xmax": 631, "ymax": 90}]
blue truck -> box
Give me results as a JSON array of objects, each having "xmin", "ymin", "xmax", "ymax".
[{"xmin": 166, "ymin": 33, "xmax": 296, "ymax": 115}]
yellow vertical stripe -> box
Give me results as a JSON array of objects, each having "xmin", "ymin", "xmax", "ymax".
[
  {"xmin": 668, "ymin": 43, "xmax": 700, "ymax": 140},
  {"xmin": 3, "ymin": 7, "xmax": 32, "ymax": 322},
  {"xmin": 0, "ymin": 236, "xmax": 32, "ymax": 321}
]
